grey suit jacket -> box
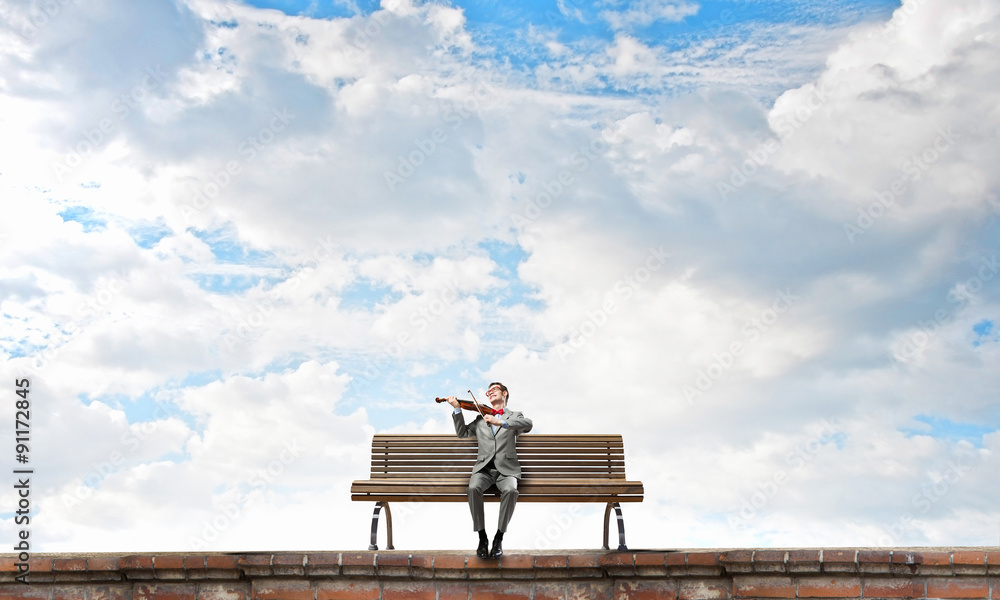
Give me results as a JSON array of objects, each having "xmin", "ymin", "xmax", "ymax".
[{"xmin": 453, "ymin": 408, "xmax": 533, "ymax": 477}]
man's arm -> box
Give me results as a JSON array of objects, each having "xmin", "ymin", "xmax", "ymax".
[
  {"xmin": 502, "ymin": 411, "xmax": 532, "ymax": 433},
  {"xmin": 453, "ymin": 408, "xmax": 476, "ymax": 437},
  {"xmin": 446, "ymin": 396, "xmax": 478, "ymax": 437}
]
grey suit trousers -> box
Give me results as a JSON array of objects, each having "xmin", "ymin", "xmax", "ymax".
[{"xmin": 467, "ymin": 463, "xmax": 519, "ymax": 532}]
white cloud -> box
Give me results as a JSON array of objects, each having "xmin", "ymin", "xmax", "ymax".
[{"xmin": 600, "ymin": 0, "xmax": 700, "ymax": 31}]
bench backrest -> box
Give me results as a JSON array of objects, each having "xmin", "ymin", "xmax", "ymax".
[{"xmin": 369, "ymin": 434, "xmax": 628, "ymax": 480}]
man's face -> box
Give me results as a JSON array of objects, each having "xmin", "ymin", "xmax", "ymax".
[{"xmin": 486, "ymin": 384, "xmax": 505, "ymax": 404}]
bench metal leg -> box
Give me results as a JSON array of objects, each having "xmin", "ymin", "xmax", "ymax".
[
  {"xmin": 602, "ymin": 502, "xmax": 628, "ymax": 551},
  {"xmin": 368, "ymin": 501, "xmax": 394, "ymax": 551}
]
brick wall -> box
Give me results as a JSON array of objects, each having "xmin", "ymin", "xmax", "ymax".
[{"xmin": 0, "ymin": 549, "xmax": 996, "ymax": 599}]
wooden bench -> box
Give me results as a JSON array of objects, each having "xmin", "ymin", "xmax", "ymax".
[{"xmin": 350, "ymin": 434, "xmax": 644, "ymax": 551}]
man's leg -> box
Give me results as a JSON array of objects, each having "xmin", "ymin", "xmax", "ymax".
[
  {"xmin": 491, "ymin": 475, "xmax": 519, "ymax": 557},
  {"xmin": 467, "ymin": 470, "xmax": 495, "ymax": 532},
  {"xmin": 495, "ymin": 474, "xmax": 520, "ymax": 533},
  {"xmin": 468, "ymin": 469, "xmax": 498, "ymax": 557}
]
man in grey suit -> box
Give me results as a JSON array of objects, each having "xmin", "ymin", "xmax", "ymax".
[{"xmin": 445, "ymin": 382, "xmax": 533, "ymax": 558}]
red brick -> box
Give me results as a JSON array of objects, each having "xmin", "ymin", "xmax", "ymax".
[
  {"xmin": 154, "ymin": 555, "xmax": 185, "ymax": 570},
  {"xmin": 955, "ymin": 552, "xmax": 987, "ymax": 566},
  {"xmin": 617, "ymin": 580, "xmax": 678, "ymax": 600},
  {"xmin": 602, "ymin": 553, "xmax": 635, "ymax": 568},
  {"xmin": 183, "ymin": 556, "xmax": 205, "ymax": 570},
  {"xmin": 790, "ymin": 550, "xmax": 822, "ymax": 563},
  {"xmin": 864, "ymin": 578, "xmax": 923, "ymax": 598},
  {"xmin": 859, "ymin": 551, "xmax": 892, "ymax": 564},
  {"xmin": 196, "ymin": 582, "xmax": 250, "ymax": 600},
  {"xmin": 436, "ymin": 581, "xmax": 471, "ymax": 600},
  {"xmin": 341, "ymin": 553, "xmax": 375, "ymax": 567},
  {"xmin": 206, "ymin": 555, "xmax": 240, "ymax": 570},
  {"xmin": 121, "ymin": 555, "xmax": 154, "ymax": 570},
  {"xmin": 535, "ymin": 581, "xmax": 568, "ymax": 600},
  {"xmin": 689, "ymin": 552, "xmax": 722, "ymax": 567},
  {"xmin": 734, "ymin": 575, "xmax": 795, "ymax": 598},
  {"xmin": 317, "ymin": 580, "xmax": 380, "ymax": 600},
  {"xmin": 377, "ymin": 553, "xmax": 410, "ymax": 567},
  {"xmin": 135, "ymin": 583, "xmax": 199, "ymax": 600},
  {"xmin": 0, "ymin": 583, "xmax": 51, "ymax": 599},
  {"xmin": 666, "ymin": 553, "xmax": 688, "ymax": 567},
  {"xmin": 755, "ymin": 550, "xmax": 787, "ymax": 563},
  {"xmin": 679, "ymin": 579, "xmax": 731, "ymax": 600},
  {"xmin": 273, "ymin": 553, "xmax": 306, "ymax": 566},
  {"xmin": 635, "ymin": 553, "xmax": 666, "ymax": 567},
  {"xmin": 382, "ymin": 580, "xmax": 437, "ymax": 600},
  {"xmin": 789, "ymin": 550, "xmax": 822, "ymax": 574},
  {"xmin": 51, "ymin": 558, "xmax": 87, "ymax": 571},
  {"xmin": 535, "ymin": 555, "xmax": 569, "ymax": 569},
  {"xmin": 0, "ymin": 556, "xmax": 15, "ymax": 572},
  {"xmin": 568, "ymin": 581, "xmax": 613, "ymax": 600},
  {"xmin": 754, "ymin": 551, "xmax": 787, "ymax": 573},
  {"xmin": 891, "ymin": 552, "xmax": 922, "ymax": 565},
  {"xmin": 797, "ymin": 576, "xmax": 862, "ymax": 598},
  {"xmin": 467, "ymin": 555, "xmax": 500, "ymax": 570},
  {"xmin": 433, "ymin": 555, "xmax": 466, "ymax": 570},
  {"xmin": 824, "ymin": 550, "xmax": 857, "ymax": 564},
  {"xmin": 917, "ymin": 552, "xmax": 950, "ymax": 567},
  {"xmin": 926, "ymin": 579, "xmax": 989, "ymax": 599},
  {"xmin": 722, "ymin": 550, "xmax": 754, "ymax": 564},
  {"xmin": 239, "ymin": 554, "xmax": 271, "ymax": 567},
  {"xmin": 501, "ymin": 555, "xmax": 534, "ymax": 569},
  {"xmin": 567, "ymin": 554, "xmax": 601, "ymax": 569},
  {"xmin": 53, "ymin": 586, "xmax": 87, "ymax": 600},
  {"xmin": 306, "ymin": 552, "xmax": 340, "ymax": 567},
  {"xmin": 88, "ymin": 585, "xmax": 133, "ymax": 600},
  {"xmin": 253, "ymin": 579, "xmax": 313, "ymax": 600},
  {"xmin": 84, "ymin": 558, "xmax": 121, "ymax": 575},
  {"xmin": 27, "ymin": 557, "xmax": 53, "ymax": 572},
  {"xmin": 410, "ymin": 554, "xmax": 433, "ymax": 570},
  {"xmin": 470, "ymin": 581, "xmax": 533, "ymax": 598}
]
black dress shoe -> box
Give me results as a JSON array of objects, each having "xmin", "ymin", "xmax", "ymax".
[
  {"xmin": 489, "ymin": 537, "xmax": 503, "ymax": 558},
  {"xmin": 476, "ymin": 537, "xmax": 489, "ymax": 558}
]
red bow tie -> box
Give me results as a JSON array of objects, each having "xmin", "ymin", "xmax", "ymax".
[{"xmin": 491, "ymin": 408, "xmax": 503, "ymax": 416}]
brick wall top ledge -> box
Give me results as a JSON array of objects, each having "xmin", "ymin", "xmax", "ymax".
[{"xmin": 1, "ymin": 548, "xmax": 997, "ymax": 584}]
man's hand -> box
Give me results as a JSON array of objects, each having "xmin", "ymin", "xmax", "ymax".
[
  {"xmin": 446, "ymin": 395, "xmax": 460, "ymax": 409},
  {"xmin": 483, "ymin": 414, "xmax": 502, "ymax": 426}
]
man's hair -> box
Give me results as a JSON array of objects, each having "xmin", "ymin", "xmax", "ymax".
[{"xmin": 489, "ymin": 381, "xmax": 509, "ymax": 405}]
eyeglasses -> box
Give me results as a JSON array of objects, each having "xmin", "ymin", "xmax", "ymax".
[{"xmin": 486, "ymin": 387, "xmax": 503, "ymax": 396}]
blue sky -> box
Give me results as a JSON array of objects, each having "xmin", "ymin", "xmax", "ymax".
[{"xmin": 1, "ymin": 0, "xmax": 999, "ymax": 552}]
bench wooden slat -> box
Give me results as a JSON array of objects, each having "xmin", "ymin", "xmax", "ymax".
[
  {"xmin": 352, "ymin": 495, "xmax": 644, "ymax": 503},
  {"xmin": 372, "ymin": 453, "xmax": 625, "ymax": 467},
  {"xmin": 371, "ymin": 465, "xmax": 625, "ymax": 478},
  {"xmin": 370, "ymin": 449, "xmax": 625, "ymax": 458},
  {"xmin": 351, "ymin": 482, "xmax": 644, "ymax": 491},
  {"xmin": 373, "ymin": 434, "xmax": 623, "ymax": 440},
  {"xmin": 371, "ymin": 444, "xmax": 624, "ymax": 452},
  {"xmin": 352, "ymin": 480, "xmax": 643, "ymax": 493},
  {"xmin": 369, "ymin": 472, "xmax": 627, "ymax": 479},
  {"xmin": 352, "ymin": 487, "xmax": 642, "ymax": 500}
]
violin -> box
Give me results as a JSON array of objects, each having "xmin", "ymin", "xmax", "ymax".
[{"xmin": 435, "ymin": 397, "xmax": 500, "ymax": 416}]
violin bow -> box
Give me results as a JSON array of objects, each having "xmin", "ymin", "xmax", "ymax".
[{"xmin": 468, "ymin": 390, "xmax": 489, "ymax": 420}]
